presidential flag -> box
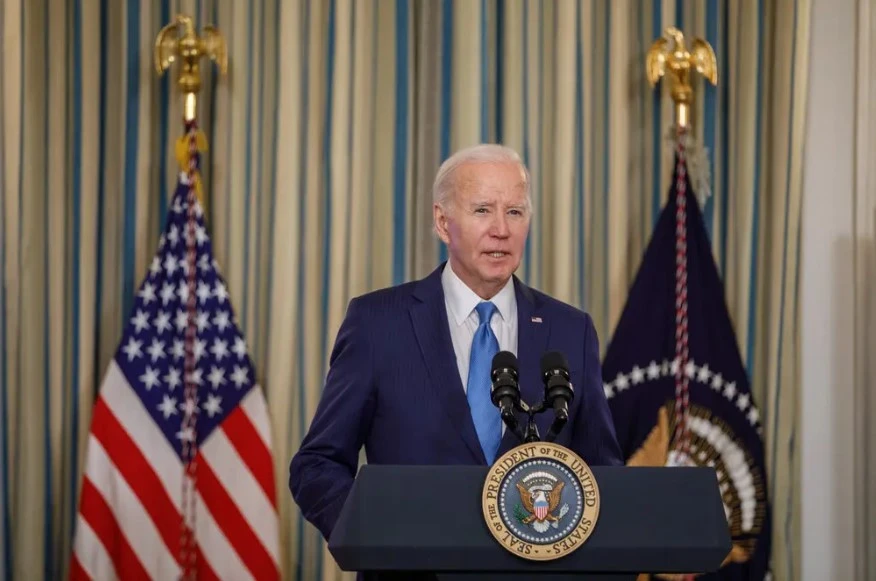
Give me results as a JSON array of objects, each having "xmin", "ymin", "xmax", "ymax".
[
  {"xmin": 70, "ymin": 122, "xmax": 280, "ymax": 580},
  {"xmin": 602, "ymin": 140, "xmax": 771, "ymax": 580}
]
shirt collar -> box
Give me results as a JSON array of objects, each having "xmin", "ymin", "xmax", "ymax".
[{"xmin": 441, "ymin": 261, "xmax": 516, "ymax": 327}]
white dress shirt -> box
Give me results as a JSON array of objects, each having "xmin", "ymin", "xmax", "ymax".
[{"xmin": 441, "ymin": 262, "xmax": 518, "ymax": 392}]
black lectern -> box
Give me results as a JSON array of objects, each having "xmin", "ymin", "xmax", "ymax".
[{"xmin": 328, "ymin": 464, "xmax": 732, "ymax": 580}]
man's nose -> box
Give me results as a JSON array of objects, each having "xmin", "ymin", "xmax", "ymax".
[{"xmin": 491, "ymin": 214, "xmax": 510, "ymax": 237}]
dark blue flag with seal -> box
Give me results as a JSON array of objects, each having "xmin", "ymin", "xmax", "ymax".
[{"xmin": 602, "ymin": 145, "xmax": 772, "ymax": 580}]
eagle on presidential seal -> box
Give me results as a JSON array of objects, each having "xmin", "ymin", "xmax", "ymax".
[{"xmin": 514, "ymin": 471, "xmax": 570, "ymax": 533}]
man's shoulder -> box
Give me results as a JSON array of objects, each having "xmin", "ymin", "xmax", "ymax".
[
  {"xmin": 346, "ymin": 265, "xmax": 444, "ymax": 316},
  {"xmin": 346, "ymin": 279, "xmax": 420, "ymax": 316}
]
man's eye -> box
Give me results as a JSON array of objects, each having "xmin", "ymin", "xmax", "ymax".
[{"xmin": 474, "ymin": 208, "xmax": 488, "ymax": 214}]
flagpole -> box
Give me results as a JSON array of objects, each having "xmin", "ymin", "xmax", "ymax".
[
  {"xmin": 154, "ymin": 15, "xmax": 227, "ymax": 581},
  {"xmin": 645, "ymin": 28, "xmax": 718, "ymax": 464}
]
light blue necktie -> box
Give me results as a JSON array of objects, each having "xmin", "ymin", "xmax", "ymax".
[{"xmin": 467, "ymin": 301, "xmax": 502, "ymax": 464}]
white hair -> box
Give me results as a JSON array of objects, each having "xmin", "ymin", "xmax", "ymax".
[{"xmin": 431, "ymin": 143, "xmax": 532, "ymax": 211}]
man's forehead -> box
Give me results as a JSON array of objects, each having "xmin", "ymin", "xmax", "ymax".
[
  {"xmin": 460, "ymin": 186, "xmax": 527, "ymax": 205},
  {"xmin": 462, "ymin": 181, "xmax": 527, "ymax": 194},
  {"xmin": 456, "ymin": 160, "xmax": 526, "ymax": 180},
  {"xmin": 457, "ymin": 174, "xmax": 528, "ymax": 195},
  {"xmin": 464, "ymin": 195, "xmax": 527, "ymax": 206}
]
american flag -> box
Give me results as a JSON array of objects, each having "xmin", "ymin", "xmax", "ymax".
[{"xmin": 70, "ymin": 123, "xmax": 280, "ymax": 580}]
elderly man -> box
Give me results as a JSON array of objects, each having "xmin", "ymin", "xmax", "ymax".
[{"xmin": 289, "ymin": 144, "xmax": 623, "ymax": 542}]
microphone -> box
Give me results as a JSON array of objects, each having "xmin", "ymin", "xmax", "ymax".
[
  {"xmin": 490, "ymin": 351, "xmax": 524, "ymax": 437},
  {"xmin": 541, "ymin": 351, "xmax": 574, "ymax": 441}
]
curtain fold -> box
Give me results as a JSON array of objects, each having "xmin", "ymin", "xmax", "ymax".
[{"xmin": 0, "ymin": 1, "xmax": 808, "ymax": 580}]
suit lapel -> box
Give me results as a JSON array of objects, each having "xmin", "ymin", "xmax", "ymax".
[
  {"xmin": 409, "ymin": 265, "xmax": 486, "ymax": 463},
  {"xmin": 498, "ymin": 278, "xmax": 550, "ymax": 455}
]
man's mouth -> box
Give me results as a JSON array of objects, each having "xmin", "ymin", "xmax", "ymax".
[{"xmin": 485, "ymin": 251, "xmax": 509, "ymax": 258}]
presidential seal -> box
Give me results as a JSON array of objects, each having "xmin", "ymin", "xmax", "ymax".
[{"xmin": 481, "ymin": 442, "xmax": 600, "ymax": 561}]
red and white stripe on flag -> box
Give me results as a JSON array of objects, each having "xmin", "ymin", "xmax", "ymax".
[{"xmin": 69, "ymin": 361, "xmax": 280, "ymax": 580}]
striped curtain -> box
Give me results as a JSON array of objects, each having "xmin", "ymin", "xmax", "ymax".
[{"xmin": 0, "ymin": 1, "xmax": 809, "ymax": 580}]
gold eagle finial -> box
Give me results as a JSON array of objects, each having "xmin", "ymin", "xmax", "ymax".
[
  {"xmin": 154, "ymin": 14, "xmax": 227, "ymax": 121},
  {"xmin": 646, "ymin": 26, "xmax": 717, "ymax": 129}
]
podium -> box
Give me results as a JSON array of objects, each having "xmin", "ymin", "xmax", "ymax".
[{"xmin": 328, "ymin": 464, "xmax": 732, "ymax": 580}]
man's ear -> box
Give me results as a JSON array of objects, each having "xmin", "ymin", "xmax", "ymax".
[{"xmin": 433, "ymin": 203, "xmax": 451, "ymax": 244}]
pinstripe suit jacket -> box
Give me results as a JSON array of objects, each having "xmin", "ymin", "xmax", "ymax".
[{"xmin": 288, "ymin": 262, "xmax": 623, "ymax": 542}]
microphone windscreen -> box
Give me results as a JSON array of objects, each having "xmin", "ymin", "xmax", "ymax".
[
  {"xmin": 540, "ymin": 351, "xmax": 569, "ymax": 375},
  {"xmin": 492, "ymin": 350, "xmax": 519, "ymax": 371}
]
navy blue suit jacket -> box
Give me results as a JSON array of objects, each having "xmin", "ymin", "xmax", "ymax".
[{"xmin": 289, "ymin": 263, "xmax": 623, "ymax": 541}]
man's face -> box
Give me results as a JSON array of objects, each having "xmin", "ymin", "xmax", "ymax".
[{"xmin": 433, "ymin": 161, "xmax": 531, "ymax": 299}]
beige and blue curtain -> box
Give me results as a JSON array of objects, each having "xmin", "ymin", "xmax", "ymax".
[{"xmin": 0, "ymin": 0, "xmax": 808, "ymax": 580}]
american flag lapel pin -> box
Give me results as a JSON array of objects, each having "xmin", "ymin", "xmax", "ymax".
[{"xmin": 531, "ymin": 316, "xmax": 542, "ymax": 323}]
